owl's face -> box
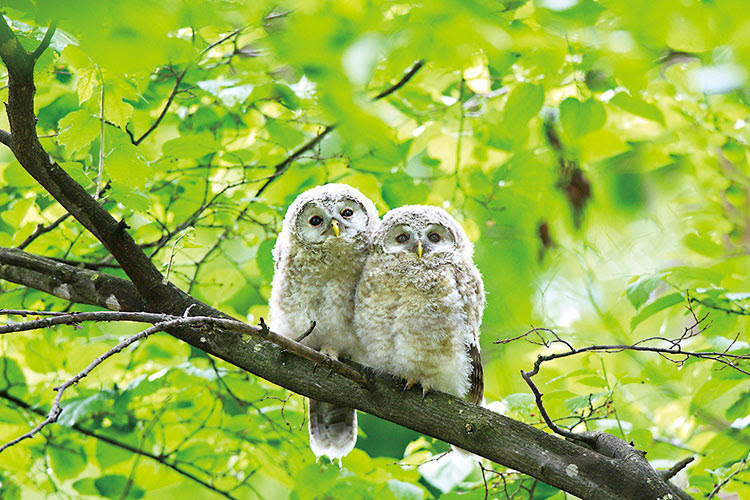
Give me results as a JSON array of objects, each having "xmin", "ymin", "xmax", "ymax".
[
  {"xmin": 376, "ymin": 205, "xmax": 468, "ymax": 262},
  {"xmin": 287, "ymin": 184, "xmax": 378, "ymax": 246}
]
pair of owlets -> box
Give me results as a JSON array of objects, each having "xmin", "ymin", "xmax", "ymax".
[{"xmin": 269, "ymin": 183, "xmax": 485, "ymax": 462}]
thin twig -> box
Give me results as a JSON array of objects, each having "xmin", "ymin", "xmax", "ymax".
[
  {"xmin": 373, "ymin": 59, "xmax": 426, "ymax": 100},
  {"xmin": 505, "ymin": 306, "xmax": 749, "ymax": 446},
  {"xmin": 0, "ymin": 319, "xmax": 171, "ymax": 453},
  {"xmin": 0, "ymin": 309, "xmax": 367, "ymax": 385},
  {"xmin": 96, "ymin": 65, "xmax": 106, "ymax": 197},
  {"xmin": 0, "ymin": 390, "xmax": 237, "ymax": 499},
  {"xmin": 17, "ymin": 213, "xmax": 72, "ymax": 250},
  {"xmin": 659, "ymin": 456, "xmax": 694, "ymax": 481},
  {"xmin": 134, "ymin": 25, "xmax": 249, "ymax": 145},
  {"xmin": 134, "ymin": 67, "xmax": 187, "ymax": 145},
  {"xmin": 707, "ymin": 452, "xmax": 749, "ymax": 499},
  {"xmin": 254, "ymin": 125, "xmax": 336, "ymax": 197}
]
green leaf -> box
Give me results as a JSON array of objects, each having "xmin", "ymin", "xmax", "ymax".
[
  {"xmin": 630, "ymin": 292, "xmax": 684, "ymax": 329},
  {"xmin": 96, "ymin": 439, "xmax": 134, "ymax": 470},
  {"xmin": 0, "ymin": 357, "xmax": 26, "ymax": 397},
  {"xmin": 504, "ymin": 83, "xmax": 545, "ymax": 127},
  {"xmin": 49, "ymin": 440, "xmax": 87, "ymax": 479},
  {"xmin": 77, "ymin": 67, "xmax": 99, "ymax": 104},
  {"xmin": 105, "ymin": 96, "xmax": 134, "ymax": 129},
  {"xmin": 60, "ymin": 161, "xmax": 94, "ymax": 189},
  {"xmin": 176, "ymin": 442, "xmax": 215, "ymax": 463},
  {"xmin": 610, "ymin": 93, "xmax": 664, "ymax": 125},
  {"xmin": 162, "ymin": 133, "xmax": 220, "ymax": 158},
  {"xmin": 57, "ymin": 109, "xmax": 100, "ymax": 154},
  {"xmin": 106, "ymin": 144, "xmax": 150, "ymax": 191},
  {"xmin": 94, "ymin": 475, "xmax": 144, "ymax": 499},
  {"xmin": 683, "ymin": 232, "xmax": 724, "ymax": 258},
  {"xmin": 559, "ymin": 97, "xmax": 606, "ymax": 138},
  {"xmin": 265, "ymin": 120, "xmax": 307, "ymax": 150},
  {"xmin": 626, "ymin": 276, "xmax": 662, "ymax": 310},
  {"xmin": 726, "ymin": 392, "xmax": 750, "ymax": 420},
  {"xmin": 58, "ymin": 391, "xmax": 113, "ymax": 427},
  {"xmin": 109, "ymin": 185, "xmax": 151, "ymax": 212}
]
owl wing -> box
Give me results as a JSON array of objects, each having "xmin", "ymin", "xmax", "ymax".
[{"xmin": 455, "ymin": 262, "xmax": 485, "ymax": 405}]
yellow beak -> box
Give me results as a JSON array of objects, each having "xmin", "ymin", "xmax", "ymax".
[
  {"xmin": 417, "ymin": 239, "xmax": 423, "ymax": 259},
  {"xmin": 331, "ymin": 220, "xmax": 340, "ymax": 237}
]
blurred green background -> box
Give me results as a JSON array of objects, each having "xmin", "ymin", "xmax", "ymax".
[{"xmin": 0, "ymin": 0, "xmax": 748, "ymax": 498}]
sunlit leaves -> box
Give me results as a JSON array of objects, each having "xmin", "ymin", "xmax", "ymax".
[
  {"xmin": 48, "ymin": 439, "xmax": 87, "ymax": 479},
  {"xmin": 0, "ymin": 0, "xmax": 748, "ymax": 498},
  {"xmin": 161, "ymin": 133, "xmax": 220, "ymax": 159},
  {"xmin": 559, "ymin": 97, "xmax": 606, "ymax": 138},
  {"xmin": 57, "ymin": 109, "xmax": 99, "ymax": 154}
]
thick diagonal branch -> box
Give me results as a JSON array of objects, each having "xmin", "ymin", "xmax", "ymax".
[{"xmin": 0, "ymin": 17, "xmax": 182, "ymax": 308}]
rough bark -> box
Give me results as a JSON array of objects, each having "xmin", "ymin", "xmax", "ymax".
[{"xmin": 0, "ymin": 18, "xmax": 693, "ymax": 500}]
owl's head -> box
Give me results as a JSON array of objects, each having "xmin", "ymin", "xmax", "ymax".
[
  {"xmin": 284, "ymin": 183, "xmax": 379, "ymax": 246},
  {"xmin": 375, "ymin": 205, "xmax": 472, "ymax": 262}
]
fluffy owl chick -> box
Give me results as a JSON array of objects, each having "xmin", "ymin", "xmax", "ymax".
[
  {"xmin": 354, "ymin": 205, "xmax": 485, "ymax": 405},
  {"xmin": 269, "ymin": 183, "xmax": 378, "ymax": 463}
]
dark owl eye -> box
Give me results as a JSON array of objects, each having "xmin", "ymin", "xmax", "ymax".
[
  {"xmin": 309, "ymin": 215, "xmax": 324, "ymax": 226},
  {"xmin": 428, "ymin": 232, "xmax": 441, "ymax": 243},
  {"xmin": 341, "ymin": 208, "xmax": 354, "ymax": 218},
  {"xmin": 395, "ymin": 233, "xmax": 409, "ymax": 244}
]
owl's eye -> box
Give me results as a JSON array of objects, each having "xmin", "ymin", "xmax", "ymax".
[
  {"xmin": 428, "ymin": 232, "xmax": 441, "ymax": 243},
  {"xmin": 395, "ymin": 233, "xmax": 409, "ymax": 244},
  {"xmin": 309, "ymin": 215, "xmax": 324, "ymax": 226},
  {"xmin": 340, "ymin": 208, "xmax": 354, "ymax": 218}
]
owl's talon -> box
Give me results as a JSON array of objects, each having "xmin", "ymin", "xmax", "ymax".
[
  {"xmin": 312, "ymin": 362, "xmax": 318, "ymax": 373},
  {"xmin": 421, "ymin": 387, "xmax": 432, "ymax": 400},
  {"xmin": 404, "ymin": 379, "xmax": 417, "ymax": 391}
]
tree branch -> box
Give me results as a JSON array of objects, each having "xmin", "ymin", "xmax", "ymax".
[
  {"xmin": 0, "ymin": 309, "xmax": 366, "ymax": 386},
  {"xmin": 0, "ymin": 128, "xmax": 12, "ymax": 148},
  {"xmin": 0, "ymin": 16, "xmax": 183, "ymax": 309},
  {"xmin": 0, "ymin": 247, "xmax": 145, "ymax": 311},
  {"xmin": 29, "ymin": 21, "xmax": 57, "ymax": 60}
]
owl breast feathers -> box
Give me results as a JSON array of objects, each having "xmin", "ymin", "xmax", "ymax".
[{"xmin": 354, "ymin": 205, "xmax": 485, "ymax": 404}]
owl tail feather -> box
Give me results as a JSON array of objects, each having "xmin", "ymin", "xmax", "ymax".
[{"xmin": 308, "ymin": 399, "xmax": 357, "ymax": 466}]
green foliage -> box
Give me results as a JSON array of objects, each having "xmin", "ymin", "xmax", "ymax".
[{"xmin": 0, "ymin": 0, "xmax": 748, "ymax": 498}]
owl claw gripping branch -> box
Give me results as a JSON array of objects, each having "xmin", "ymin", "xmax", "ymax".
[{"xmin": 269, "ymin": 185, "xmax": 485, "ymax": 464}]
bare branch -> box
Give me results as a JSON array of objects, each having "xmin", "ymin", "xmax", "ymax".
[
  {"xmin": 134, "ymin": 25, "xmax": 249, "ymax": 145},
  {"xmin": 133, "ymin": 66, "xmax": 187, "ymax": 145},
  {"xmin": 707, "ymin": 452, "xmax": 749, "ymax": 499},
  {"xmin": 0, "ymin": 128, "xmax": 11, "ymax": 148},
  {"xmin": 0, "ymin": 247, "xmax": 145, "ymax": 311},
  {"xmin": 660, "ymin": 456, "xmax": 695, "ymax": 481},
  {"xmin": 17, "ymin": 212, "xmax": 72, "ymax": 250},
  {"xmin": 254, "ymin": 124, "xmax": 336, "ymax": 197},
  {"xmin": 29, "ymin": 21, "xmax": 58, "ymax": 60},
  {"xmin": 373, "ymin": 59, "xmax": 426, "ymax": 100},
  {"xmin": 0, "ymin": 309, "xmax": 367, "ymax": 386},
  {"xmin": 0, "ymin": 319, "xmax": 168, "ymax": 453}
]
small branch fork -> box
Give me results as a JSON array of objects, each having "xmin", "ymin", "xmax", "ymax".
[
  {"xmin": 498, "ymin": 305, "xmax": 747, "ymax": 442},
  {"xmin": 0, "ymin": 309, "xmax": 366, "ymax": 453},
  {"xmin": 497, "ymin": 302, "xmax": 745, "ymax": 500}
]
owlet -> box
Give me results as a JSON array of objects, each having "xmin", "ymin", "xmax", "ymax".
[
  {"xmin": 269, "ymin": 183, "xmax": 378, "ymax": 463},
  {"xmin": 354, "ymin": 205, "xmax": 485, "ymax": 406}
]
